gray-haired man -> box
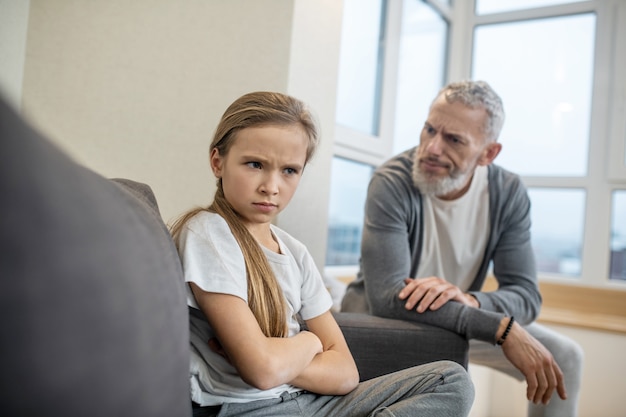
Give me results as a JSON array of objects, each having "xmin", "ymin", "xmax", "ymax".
[{"xmin": 342, "ymin": 80, "xmax": 583, "ymax": 417}]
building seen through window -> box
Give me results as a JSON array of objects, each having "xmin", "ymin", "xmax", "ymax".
[{"xmin": 326, "ymin": 157, "xmax": 373, "ymax": 266}]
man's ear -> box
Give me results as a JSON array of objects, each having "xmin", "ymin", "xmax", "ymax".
[
  {"xmin": 209, "ymin": 148, "xmax": 223, "ymax": 178},
  {"xmin": 478, "ymin": 142, "xmax": 502, "ymax": 166}
]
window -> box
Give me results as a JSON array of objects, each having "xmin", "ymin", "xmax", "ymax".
[
  {"xmin": 393, "ymin": 0, "xmax": 448, "ymax": 155},
  {"xmin": 328, "ymin": 0, "xmax": 626, "ymax": 290},
  {"xmin": 472, "ymin": 14, "xmax": 595, "ymax": 177},
  {"xmin": 335, "ymin": 0, "xmax": 386, "ymax": 136},
  {"xmin": 471, "ymin": 10, "xmax": 597, "ymax": 280},
  {"xmin": 470, "ymin": 0, "xmax": 625, "ymax": 286},
  {"xmin": 327, "ymin": 0, "xmax": 449, "ymax": 277}
]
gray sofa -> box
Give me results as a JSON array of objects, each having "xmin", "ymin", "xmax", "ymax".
[{"xmin": 0, "ymin": 96, "xmax": 467, "ymax": 416}]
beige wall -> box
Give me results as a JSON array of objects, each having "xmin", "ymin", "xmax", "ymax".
[{"xmin": 4, "ymin": 0, "xmax": 340, "ymax": 270}]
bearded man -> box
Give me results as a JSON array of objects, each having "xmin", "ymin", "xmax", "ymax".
[{"xmin": 341, "ymin": 80, "xmax": 583, "ymax": 417}]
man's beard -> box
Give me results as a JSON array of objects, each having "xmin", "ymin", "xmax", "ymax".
[{"xmin": 411, "ymin": 156, "xmax": 472, "ymax": 197}]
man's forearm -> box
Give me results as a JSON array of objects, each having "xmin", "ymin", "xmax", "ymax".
[{"xmin": 367, "ymin": 290, "xmax": 503, "ymax": 343}]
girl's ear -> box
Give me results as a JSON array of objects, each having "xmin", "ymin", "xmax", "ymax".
[
  {"xmin": 478, "ymin": 142, "xmax": 502, "ymax": 166},
  {"xmin": 209, "ymin": 148, "xmax": 223, "ymax": 178}
]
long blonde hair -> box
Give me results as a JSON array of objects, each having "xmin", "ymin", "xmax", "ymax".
[{"xmin": 170, "ymin": 91, "xmax": 319, "ymax": 337}]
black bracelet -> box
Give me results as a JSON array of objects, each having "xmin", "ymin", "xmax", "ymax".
[{"xmin": 496, "ymin": 316, "xmax": 515, "ymax": 346}]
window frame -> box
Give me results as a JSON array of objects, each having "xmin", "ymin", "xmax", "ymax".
[{"xmin": 333, "ymin": 0, "xmax": 405, "ymax": 166}]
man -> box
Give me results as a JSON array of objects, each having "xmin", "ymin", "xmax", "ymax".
[{"xmin": 341, "ymin": 80, "xmax": 583, "ymax": 416}]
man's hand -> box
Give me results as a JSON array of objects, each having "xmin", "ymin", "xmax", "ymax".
[
  {"xmin": 500, "ymin": 320, "xmax": 567, "ymax": 404},
  {"xmin": 399, "ymin": 277, "xmax": 479, "ymax": 312}
]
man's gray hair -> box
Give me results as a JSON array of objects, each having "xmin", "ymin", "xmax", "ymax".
[{"xmin": 435, "ymin": 80, "xmax": 505, "ymax": 142}]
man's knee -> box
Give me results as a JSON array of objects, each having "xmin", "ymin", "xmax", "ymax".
[
  {"xmin": 549, "ymin": 335, "xmax": 584, "ymax": 377},
  {"xmin": 562, "ymin": 339, "xmax": 584, "ymax": 371}
]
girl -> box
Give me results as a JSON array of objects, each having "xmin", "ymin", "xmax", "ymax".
[{"xmin": 170, "ymin": 91, "xmax": 474, "ymax": 417}]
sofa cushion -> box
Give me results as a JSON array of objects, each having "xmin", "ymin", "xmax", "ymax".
[
  {"xmin": 0, "ymin": 97, "xmax": 190, "ymax": 416},
  {"xmin": 334, "ymin": 312, "xmax": 469, "ymax": 381}
]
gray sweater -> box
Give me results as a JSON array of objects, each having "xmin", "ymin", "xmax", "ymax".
[{"xmin": 341, "ymin": 147, "xmax": 542, "ymax": 344}]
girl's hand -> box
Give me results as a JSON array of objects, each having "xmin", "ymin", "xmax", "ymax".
[
  {"xmin": 290, "ymin": 311, "xmax": 359, "ymax": 395},
  {"xmin": 298, "ymin": 330, "xmax": 324, "ymax": 355},
  {"xmin": 208, "ymin": 337, "xmax": 231, "ymax": 364}
]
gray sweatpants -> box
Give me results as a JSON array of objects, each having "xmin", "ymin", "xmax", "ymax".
[
  {"xmin": 194, "ymin": 360, "xmax": 474, "ymax": 417},
  {"xmin": 470, "ymin": 322, "xmax": 584, "ymax": 417}
]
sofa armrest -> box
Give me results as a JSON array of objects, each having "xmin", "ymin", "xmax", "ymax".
[
  {"xmin": 334, "ymin": 312, "xmax": 468, "ymax": 382},
  {"xmin": 0, "ymin": 95, "xmax": 190, "ymax": 416}
]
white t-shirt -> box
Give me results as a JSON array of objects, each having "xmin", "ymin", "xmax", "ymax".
[
  {"xmin": 178, "ymin": 211, "xmax": 332, "ymax": 406},
  {"xmin": 416, "ymin": 165, "xmax": 490, "ymax": 291}
]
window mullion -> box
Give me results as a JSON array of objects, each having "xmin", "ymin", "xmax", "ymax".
[
  {"xmin": 579, "ymin": 0, "xmax": 617, "ymax": 285},
  {"xmin": 608, "ymin": 0, "xmax": 626, "ymax": 180},
  {"xmin": 376, "ymin": 0, "xmax": 403, "ymax": 160},
  {"xmin": 446, "ymin": 0, "xmax": 475, "ymax": 82},
  {"xmin": 578, "ymin": 182, "xmax": 613, "ymax": 285}
]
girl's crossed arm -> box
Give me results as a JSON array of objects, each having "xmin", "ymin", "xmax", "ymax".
[
  {"xmin": 190, "ymin": 283, "xmax": 359, "ymax": 395},
  {"xmin": 291, "ymin": 311, "xmax": 359, "ymax": 395},
  {"xmin": 191, "ymin": 283, "xmax": 323, "ymax": 391}
]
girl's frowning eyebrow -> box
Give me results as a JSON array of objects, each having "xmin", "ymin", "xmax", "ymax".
[{"xmin": 239, "ymin": 153, "xmax": 304, "ymax": 170}]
